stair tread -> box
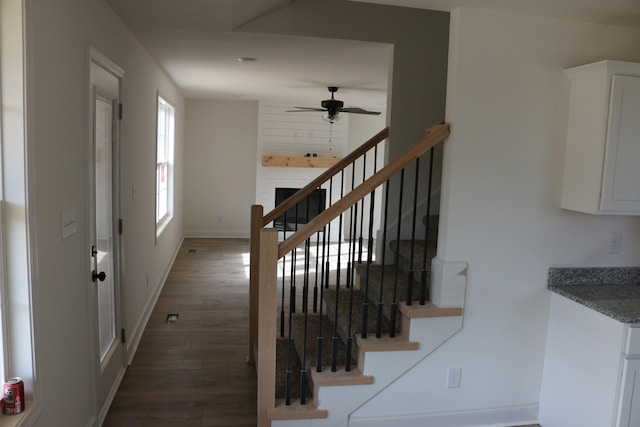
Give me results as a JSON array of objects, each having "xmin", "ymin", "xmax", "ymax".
[
  {"xmin": 270, "ymin": 398, "xmax": 328, "ymax": 420},
  {"xmin": 312, "ymin": 367, "xmax": 374, "ymax": 386}
]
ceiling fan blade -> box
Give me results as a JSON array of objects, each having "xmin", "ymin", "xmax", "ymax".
[
  {"xmin": 340, "ymin": 107, "xmax": 381, "ymax": 115},
  {"xmin": 286, "ymin": 107, "xmax": 326, "ymax": 112}
]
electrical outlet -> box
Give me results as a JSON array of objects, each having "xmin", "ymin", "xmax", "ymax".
[
  {"xmin": 609, "ymin": 232, "xmax": 622, "ymax": 254},
  {"xmin": 217, "ymin": 216, "xmax": 223, "ymax": 224},
  {"xmin": 446, "ymin": 367, "xmax": 461, "ymax": 389}
]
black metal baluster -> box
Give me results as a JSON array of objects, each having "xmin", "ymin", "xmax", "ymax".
[
  {"xmin": 302, "ymin": 199, "xmax": 311, "ymax": 314},
  {"xmin": 280, "ymin": 212, "xmax": 287, "ymax": 337},
  {"xmin": 325, "ymin": 177, "xmax": 333, "ymax": 289},
  {"xmin": 361, "ymin": 188, "xmax": 376, "ymax": 339},
  {"xmin": 331, "ymin": 171, "xmax": 345, "ymax": 372},
  {"xmin": 285, "ymin": 249, "xmax": 295, "ymax": 405},
  {"xmin": 420, "ymin": 148, "xmax": 435, "ymax": 305},
  {"xmin": 358, "ymin": 153, "xmax": 367, "ymax": 263},
  {"xmin": 300, "ymin": 237, "xmax": 311, "ymax": 405},
  {"xmin": 290, "ymin": 203, "xmax": 299, "ymax": 314},
  {"xmin": 316, "ymin": 228, "xmax": 325, "ymax": 372},
  {"xmin": 376, "ymin": 180, "xmax": 391, "ymax": 338},
  {"xmin": 313, "ymin": 189, "xmax": 322, "ymax": 313},
  {"xmin": 345, "ymin": 202, "xmax": 358, "ymax": 372},
  {"xmin": 390, "ymin": 169, "xmax": 405, "ymax": 338},
  {"xmin": 335, "ymin": 171, "xmax": 344, "ymax": 289},
  {"xmin": 406, "ymin": 158, "xmax": 420, "ymax": 306},
  {"xmin": 346, "ymin": 161, "xmax": 356, "ymax": 290}
]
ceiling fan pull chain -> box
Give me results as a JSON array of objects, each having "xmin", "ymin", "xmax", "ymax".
[{"xmin": 329, "ymin": 121, "xmax": 333, "ymax": 152}]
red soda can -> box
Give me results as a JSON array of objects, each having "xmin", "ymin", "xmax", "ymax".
[{"xmin": 3, "ymin": 377, "xmax": 25, "ymax": 414}]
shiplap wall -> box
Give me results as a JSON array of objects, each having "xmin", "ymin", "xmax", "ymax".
[{"xmin": 256, "ymin": 103, "xmax": 349, "ymax": 241}]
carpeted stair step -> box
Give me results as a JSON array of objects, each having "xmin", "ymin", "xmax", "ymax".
[
  {"xmin": 389, "ymin": 240, "xmax": 437, "ymax": 277},
  {"xmin": 322, "ymin": 287, "xmax": 396, "ymax": 360},
  {"xmin": 290, "ymin": 312, "xmax": 355, "ymax": 374},
  {"xmin": 354, "ymin": 263, "xmax": 430, "ymax": 318}
]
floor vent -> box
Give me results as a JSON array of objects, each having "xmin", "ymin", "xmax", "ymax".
[{"xmin": 188, "ymin": 249, "xmax": 196, "ymax": 254}]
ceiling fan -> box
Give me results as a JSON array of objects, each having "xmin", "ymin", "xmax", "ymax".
[{"xmin": 287, "ymin": 86, "xmax": 381, "ymax": 123}]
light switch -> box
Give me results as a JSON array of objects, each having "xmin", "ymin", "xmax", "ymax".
[{"xmin": 62, "ymin": 207, "xmax": 77, "ymax": 239}]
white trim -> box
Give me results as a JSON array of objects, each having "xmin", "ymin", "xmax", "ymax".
[
  {"xmin": 348, "ymin": 403, "xmax": 539, "ymax": 427},
  {"xmin": 87, "ymin": 47, "xmax": 126, "ymax": 425},
  {"xmin": 183, "ymin": 230, "xmax": 251, "ymax": 239},
  {"xmin": 96, "ymin": 365, "xmax": 125, "ymax": 426}
]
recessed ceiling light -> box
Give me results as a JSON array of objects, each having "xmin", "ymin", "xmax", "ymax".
[{"xmin": 237, "ymin": 57, "xmax": 258, "ymax": 63}]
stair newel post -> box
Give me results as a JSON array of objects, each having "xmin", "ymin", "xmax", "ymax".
[
  {"xmin": 390, "ymin": 169, "xmax": 405, "ymax": 338},
  {"xmin": 420, "ymin": 147, "xmax": 435, "ymax": 305},
  {"xmin": 406, "ymin": 158, "xmax": 421, "ymax": 306},
  {"xmin": 248, "ymin": 204, "xmax": 263, "ymax": 365},
  {"xmin": 257, "ymin": 228, "xmax": 278, "ymax": 427},
  {"xmin": 376, "ymin": 181, "xmax": 391, "ymax": 338}
]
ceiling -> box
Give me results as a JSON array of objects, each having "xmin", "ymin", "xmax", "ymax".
[
  {"xmin": 106, "ymin": 0, "xmax": 640, "ymax": 109},
  {"xmin": 106, "ymin": 0, "xmax": 393, "ymax": 109},
  {"xmin": 352, "ymin": 0, "xmax": 640, "ymax": 28}
]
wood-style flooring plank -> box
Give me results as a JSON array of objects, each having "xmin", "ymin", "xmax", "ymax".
[{"xmin": 103, "ymin": 238, "xmax": 257, "ymax": 427}]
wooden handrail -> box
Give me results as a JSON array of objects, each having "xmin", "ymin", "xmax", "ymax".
[
  {"xmin": 262, "ymin": 126, "xmax": 390, "ymax": 227},
  {"xmin": 278, "ymin": 123, "xmax": 449, "ymax": 258}
]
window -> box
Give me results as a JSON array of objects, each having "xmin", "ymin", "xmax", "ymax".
[
  {"xmin": 1, "ymin": 1, "xmax": 37, "ymax": 420},
  {"xmin": 156, "ymin": 96, "xmax": 174, "ymax": 232}
]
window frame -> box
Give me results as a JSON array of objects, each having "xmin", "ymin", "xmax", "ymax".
[{"xmin": 155, "ymin": 95, "xmax": 175, "ymax": 236}]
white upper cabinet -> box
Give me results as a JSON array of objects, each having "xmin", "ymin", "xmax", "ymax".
[{"xmin": 561, "ymin": 60, "xmax": 640, "ymax": 215}]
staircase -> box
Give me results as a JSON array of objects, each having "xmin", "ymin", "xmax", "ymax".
[{"xmin": 250, "ymin": 122, "xmax": 466, "ymax": 426}]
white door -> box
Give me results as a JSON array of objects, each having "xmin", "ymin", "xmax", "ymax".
[{"xmin": 89, "ymin": 53, "xmax": 125, "ymax": 419}]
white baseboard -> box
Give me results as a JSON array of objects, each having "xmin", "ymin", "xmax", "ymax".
[
  {"xmin": 183, "ymin": 229, "xmax": 250, "ymax": 238},
  {"xmin": 348, "ymin": 404, "xmax": 539, "ymax": 427},
  {"xmin": 97, "ymin": 366, "xmax": 126, "ymax": 426}
]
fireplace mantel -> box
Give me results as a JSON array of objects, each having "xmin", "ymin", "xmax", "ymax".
[{"xmin": 262, "ymin": 155, "xmax": 342, "ymax": 168}]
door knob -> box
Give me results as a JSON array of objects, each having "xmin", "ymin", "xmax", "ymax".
[{"xmin": 92, "ymin": 270, "xmax": 107, "ymax": 282}]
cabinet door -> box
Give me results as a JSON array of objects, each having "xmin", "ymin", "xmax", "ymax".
[
  {"xmin": 601, "ymin": 75, "xmax": 640, "ymax": 211},
  {"xmin": 617, "ymin": 358, "xmax": 640, "ymax": 427}
]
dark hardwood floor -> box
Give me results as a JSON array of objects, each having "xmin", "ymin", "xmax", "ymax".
[{"xmin": 103, "ymin": 238, "xmax": 257, "ymax": 427}]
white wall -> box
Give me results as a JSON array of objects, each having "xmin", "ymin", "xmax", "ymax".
[
  {"xmin": 352, "ymin": 7, "xmax": 640, "ymax": 425},
  {"xmin": 345, "ymin": 112, "xmax": 387, "ymax": 245},
  {"xmin": 22, "ymin": 0, "xmax": 185, "ymax": 425},
  {"xmin": 184, "ymin": 99, "xmax": 258, "ymax": 237}
]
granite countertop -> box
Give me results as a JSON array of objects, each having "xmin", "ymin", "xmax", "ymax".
[{"xmin": 548, "ymin": 267, "xmax": 640, "ymax": 323}]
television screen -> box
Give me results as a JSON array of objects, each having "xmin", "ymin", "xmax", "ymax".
[{"xmin": 274, "ymin": 188, "xmax": 326, "ymax": 231}]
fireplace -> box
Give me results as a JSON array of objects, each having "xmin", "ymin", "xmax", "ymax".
[{"xmin": 274, "ymin": 187, "xmax": 326, "ymax": 231}]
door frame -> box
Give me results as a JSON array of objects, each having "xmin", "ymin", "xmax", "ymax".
[{"xmin": 87, "ymin": 47, "xmax": 126, "ymax": 424}]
